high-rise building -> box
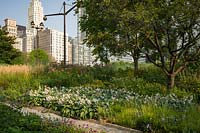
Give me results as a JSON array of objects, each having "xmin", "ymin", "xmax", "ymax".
[
  {"xmin": 25, "ymin": 0, "xmax": 44, "ymax": 52},
  {"xmin": 24, "ymin": 0, "xmax": 72, "ymax": 63},
  {"xmin": 3, "ymin": 18, "xmax": 17, "ymax": 37},
  {"xmin": 17, "ymin": 25, "xmax": 26, "ymax": 38},
  {"xmin": 38, "ymin": 28, "xmax": 72, "ymax": 64},
  {"xmin": 17, "ymin": 25, "xmax": 27, "ymax": 52},
  {"xmin": 23, "ymin": 30, "xmax": 34, "ymax": 52},
  {"xmin": 2, "ymin": 18, "xmax": 24, "ymax": 51},
  {"xmin": 27, "ymin": 0, "xmax": 44, "ymax": 36},
  {"xmin": 76, "ymin": 8, "xmax": 95, "ymax": 66},
  {"xmin": 71, "ymin": 37, "xmax": 79, "ymax": 64}
]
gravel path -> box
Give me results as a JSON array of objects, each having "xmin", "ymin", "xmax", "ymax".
[{"xmin": 21, "ymin": 106, "xmax": 141, "ymax": 133}]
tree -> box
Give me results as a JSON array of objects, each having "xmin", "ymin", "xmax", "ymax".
[
  {"xmin": 133, "ymin": 0, "xmax": 200, "ymax": 89},
  {"xmin": 77, "ymin": 0, "xmax": 143, "ymax": 74},
  {"xmin": 0, "ymin": 29, "xmax": 21, "ymax": 64},
  {"xmin": 78, "ymin": 0, "xmax": 200, "ymax": 89},
  {"xmin": 28, "ymin": 49, "xmax": 50, "ymax": 65}
]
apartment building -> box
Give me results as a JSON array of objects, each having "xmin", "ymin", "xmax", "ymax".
[{"xmin": 38, "ymin": 28, "xmax": 72, "ymax": 64}]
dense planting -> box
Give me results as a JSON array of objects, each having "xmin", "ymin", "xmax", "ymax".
[
  {"xmin": 0, "ymin": 63, "xmax": 200, "ymax": 132},
  {"xmin": 0, "ymin": 103, "xmax": 88, "ymax": 133},
  {"xmin": 25, "ymin": 85, "xmax": 197, "ymax": 132},
  {"xmin": 26, "ymin": 86, "xmax": 136, "ymax": 119},
  {"xmin": 102, "ymin": 102, "xmax": 200, "ymax": 132}
]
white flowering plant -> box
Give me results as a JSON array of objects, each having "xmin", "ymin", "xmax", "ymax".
[
  {"xmin": 26, "ymin": 86, "xmax": 195, "ymax": 120},
  {"xmin": 27, "ymin": 86, "xmax": 136, "ymax": 119}
]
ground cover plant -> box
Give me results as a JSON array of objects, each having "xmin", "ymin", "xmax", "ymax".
[
  {"xmin": 24, "ymin": 85, "xmax": 199, "ymax": 132},
  {"xmin": 25, "ymin": 86, "xmax": 136, "ymax": 119},
  {"xmin": 0, "ymin": 103, "xmax": 91, "ymax": 133}
]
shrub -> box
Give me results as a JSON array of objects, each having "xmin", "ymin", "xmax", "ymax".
[
  {"xmin": 111, "ymin": 77, "xmax": 167, "ymax": 95},
  {"xmin": 138, "ymin": 64, "xmax": 166, "ymax": 85}
]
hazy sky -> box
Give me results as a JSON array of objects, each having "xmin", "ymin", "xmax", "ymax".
[{"xmin": 0, "ymin": 0, "xmax": 77, "ymax": 37}]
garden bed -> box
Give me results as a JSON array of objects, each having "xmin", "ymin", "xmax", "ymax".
[{"xmin": 22, "ymin": 85, "xmax": 200, "ymax": 132}]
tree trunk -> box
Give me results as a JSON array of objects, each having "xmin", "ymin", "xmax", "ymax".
[
  {"xmin": 167, "ymin": 74, "xmax": 175, "ymax": 89},
  {"xmin": 133, "ymin": 57, "xmax": 139, "ymax": 75}
]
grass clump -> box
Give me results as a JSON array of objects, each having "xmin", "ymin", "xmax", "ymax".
[
  {"xmin": 100, "ymin": 102, "xmax": 200, "ymax": 132},
  {"xmin": 0, "ymin": 65, "xmax": 41, "ymax": 101}
]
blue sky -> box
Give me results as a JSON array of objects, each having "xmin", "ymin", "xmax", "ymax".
[{"xmin": 0, "ymin": 0, "xmax": 77, "ymax": 37}]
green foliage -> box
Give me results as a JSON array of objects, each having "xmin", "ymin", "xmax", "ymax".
[
  {"xmin": 38, "ymin": 64, "xmax": 116, "ymax": 88},
  {"xmin": 0, "ymin": 72, "xmax": 40, "ymax": 100},
  {"xmin": 1, "ymin": 62, "xmax": 200, "ymax": 132},
  {"xmin": 90, "ymin": 64, "xmax": 115, "ymax": 82},
  {"xmin": 39, "ymin": 68, "xmax": 91, "ymax": 88},
  {"xmin": 78, "ymin": 0, "xmax": 200, "ymax": 89},
  {"xmin": 176, "ymin": 70, "xmax": 200, "ymax": 102},
  {"xmin": 29, "ymin": 49, "xmax": 50, "ymax": 65},
  {"xmin": 10, "ymin": 49, "xmax": 50, "ymax": 65},
  {"xmin": 110, "ymin": 61, "xmax": 133, "ymax": 71},
  {"xmin": 134, "ymin": 0, "xmax": 200, "ymax": 89},
  {"xmin": 101, "ymin": 102, "xmax": 200, "ymax": 132},
  {"xmin": 25, "ymin": 86, "xmax": 137, "ymax": 120},
  {"xmin": 138, "ymin": 63, "xmax": 166, "ymax": 85},
  {"xmin": 0, "ymin": 29, "xmax": 22, "ymax": 64},
  {"xmin": 187, "ymin": 61, "xmax": 200, "ymax": 73},
  {"xmin": 0, "ymin": 103, "xmax": 72, "ymax": 132},
  {"xmin": 111, "ymin": 77, "xmax": 167, "ymax": 95},
  {"xmin": 77, "ymin": 0, "xmax": 141, "ymax": 72},
  {"xmin": 12, "ymin": 53, "xmax": 28, "ymax": 65}
]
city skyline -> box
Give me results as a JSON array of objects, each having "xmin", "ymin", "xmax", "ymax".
[{"xmin": 0, "ymin": 0, "xmax": 77, "ymax": 37}]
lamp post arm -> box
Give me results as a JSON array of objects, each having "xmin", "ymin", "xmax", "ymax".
[
  {"xmin": 44, "ymin": 13, "xmax": 64, "ymax": 17},
  {"xmin": 65, "ymin": 4, "xmax": 77, "ymax": 15},
  {"xmin": 44, "ymin": 4, "xmax": 77, "ymax": 17}
]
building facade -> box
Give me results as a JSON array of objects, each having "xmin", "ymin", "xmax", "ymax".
[
  {"xmin": 2, "ymin": 18, "xmax": 24, "ymax": 51},
  {"xmin": 23, "ymin": 30, "xmax": 34, "ymax": 52},
  {"xmin": 26, "ymin": 0, "xmax": 44, "ymax": 52},
  {"xmin": 38, "ymin": 28, "xmax": 72, "ymax": 64},
  {"xmin": 76, "ymin": 8, "xmax": 95, "ymax": 66},
  {"xmin": 71, "ymin": 37, "xmax": 79, "ymax": 64},
  {"xmin": 3, "ymin": 18, "xmax": 17, "ymax": 37},
  {"xmin": 27, "ymin": 0, "xmax": 44, "ymax": 36},
  {"xmin": 17, "ymin": 25, "xmax": 26, "ymax": 38}
]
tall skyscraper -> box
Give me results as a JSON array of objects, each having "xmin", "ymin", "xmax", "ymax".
[
  {"xmin": 24, "ymin": 0, "xmax": 44, "ymax": 52},
  {"xmin": 27, "ymin": 0, "xmax": 44, "ymax": 36}
]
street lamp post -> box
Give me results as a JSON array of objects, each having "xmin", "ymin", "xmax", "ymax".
[
  {"xmin": 31, "ymin": 21, "xmax": 44, "ymax": 49},
  {"xmin": 31, "ymin": 21, "xmax": 44, "ymax": 64},
  {"xmin": 43, "ymin": 2, "xmax": 77, "ymax": 66}
]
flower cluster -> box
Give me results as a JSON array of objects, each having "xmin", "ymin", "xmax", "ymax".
[
  {"xmin": 27, "ymin": 86, "xmax": 136, "ymax": 119},
  {"xmin": 27, "ymin": 86, "xmax": 195, "ymax": 119}
]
